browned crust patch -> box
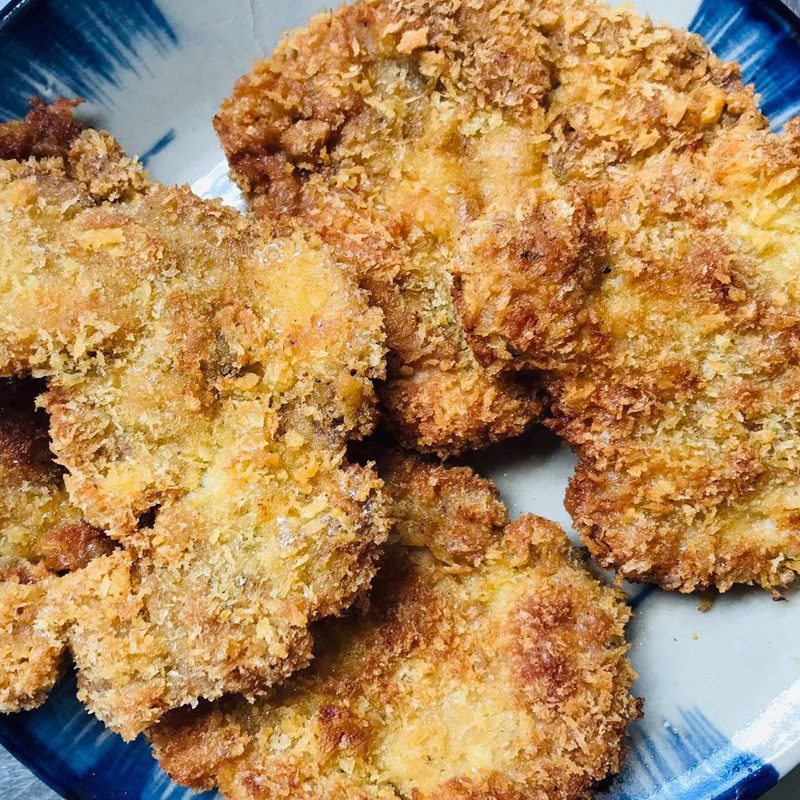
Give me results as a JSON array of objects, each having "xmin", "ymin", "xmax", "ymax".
[
  {"xmin": 213, "ymin": 0, "xmax": 761, "ymax": 456},
  {"xmin": 0, "ymin": 103, "xmax": 389, "ymax": 736},
  {"xmin": 151, "ymin": 454, "xmax": 639, "ymax": 800}
]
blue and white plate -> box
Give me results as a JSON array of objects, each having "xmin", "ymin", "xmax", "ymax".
[{"xmin": 1, "ymin": 1, "xmax": 800, "ymax": 799}]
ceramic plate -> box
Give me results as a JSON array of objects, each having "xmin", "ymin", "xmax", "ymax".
[{"xmin": 1, "ymin": 0, "xmax": 800, "ymax": 798}]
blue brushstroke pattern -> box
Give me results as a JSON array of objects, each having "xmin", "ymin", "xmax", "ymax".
[
  {"xmin": 0, "ymin": 669, "xmax": 162, "ymax": 800},
  {"xmin": 0, "ymin": 0, "xmax": 177, "ymax": 121},
  {"xmin": 602, "ymin": 708, "xmax": 778, "ymax": 800},
  {"xmin": 0, "ymin": 667, "xmax": 217, "ymax": 800},
  {"xmin": 0, "ymin": 679, "xmax": 777, "ymax": 800},
  {"xmin": 0, "ymin": 0, "xmax": 36, "ymax": 27},
  {"xmin": 690, "ymin": 0, "xmax": 800, "ymax": 129},
  {"xmin": 140, "ymin": 128, "xmax": 176, "ymax": 165}
]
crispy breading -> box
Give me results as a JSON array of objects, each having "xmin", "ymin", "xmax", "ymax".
[
  {"xmin": 540, "ymin": 1, "xmax": 761, "ymax": 181},
  {"xmin": 213, "ymin": 0, "xmax": 761, "ymax": 456},
  {"xmin": 150, "ymin": 454, "xmax": 639, "ymax": 800},
  {"xmin": 0, "ymin": 103, "xmax": 388, "ymax": 738},
  {"xmin": 0, "ymin": 561, "xmax": 60, "ymax": 713},
  {"xmin": 0, "ymin": 379, "xmax": 111, "ymax": 711},
  {"xmin": 379, "ymin": 449, "xmax": 507, "ymax": 567},
  {"xmin": 455, "ymin": 120, "xmax": 800, "ymax": 592},
  {"xmin": 563, "ymin": 126, "xmax": 800, "ymax": 592},
  {"xmin": 216, "ymin": 0, "xmax": 800, "ymax": 591}
]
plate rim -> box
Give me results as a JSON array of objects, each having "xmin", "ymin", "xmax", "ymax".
[{"xmin": 0, "ymin": 0, "xmax": 799, "ymax": 799}]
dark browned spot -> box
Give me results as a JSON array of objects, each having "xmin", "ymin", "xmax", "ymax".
[
  {"xmin": 41, "ymin": 522, "xmax": 114, "ymax": 573},
  {"xmin": 0, "ymin": 97, "xmax": 85, "ymax": 161},
  {"xmin": 317, "ymin": 703, "xmax": 372, "ymax": 760}
]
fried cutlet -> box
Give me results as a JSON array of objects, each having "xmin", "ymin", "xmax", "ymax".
[
  {"xmin": 212, "ymin": 0, "xmax": 800, "ymax": 592},
  {"xmin": 454, "ymin": 120, "xmax": 800, "ymax": 592},
  {"xmin": 0, "ymin": 101, "xmax": 388, "ymax": 738},
  {"xmin": 0, "ymin": 378, "xmax": 112, "ymax": 711},
  {"xmin": 150, "ymin": 452, "xmax": 639, "ymax": 800},
  {"xmin": 213, "ymin": 0, "xmax": 762, "ymax": 456},
  {"xmin": 563, "ymin": 126, "xmax": 800, "ymax": 592}
]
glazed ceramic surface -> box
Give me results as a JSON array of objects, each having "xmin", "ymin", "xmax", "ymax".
[{"xmin": 1, "ymin": 1, "xmax": 800, "ymax": 798}]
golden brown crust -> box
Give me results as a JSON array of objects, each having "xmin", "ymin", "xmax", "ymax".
[
  {"xmin": 379, "ymin": 449, "xmax": 507, "ymax": 566},
  {"xmin": 40, "ymin": 521, "xmax": 112, "ymax": 573},
  {"xmin": 151, "ymin": 454, "xmax": 639, "ymax": 800},
  {"xmin": 379, "ymin": 368, "xmax": 542, "ymax": 456},
  {"xmin": 0, "ymin": 98, "xmax": 85, "ymax": 162},
  {"xmin": 214, "ymin": 0, "xmax": 762, "ymax": 456},
  {"xmin": 214, "ymin": 0, "xmax": 565, "ymax": 455},
  {"xmin": 453, "ymin": 185, "xmax": 605, "ymax": 371},
  {"xmin": 0, "ymin": 379, "xmax": 107, "ymax": 711},
  {"xmin": 454, "ymin": 120, "xmax": 800, "ymax": 592},
  {"xmin": 216, "ymin": 0, "xmax": 800, "ymax": 591},
  {"xmin": 0, "ymin": 565, "xmax": 62, "ymax": 712},
  {"xmin": 555, "ymin": 126, "xmax": 800, "ymax": 592},
  {"xmin": 0, "ymin": 103, "xmax": 389, "ymax": 737},
  {"xmin": 540, "ymin": 0, "xmax": 762, "ymax": 180}
]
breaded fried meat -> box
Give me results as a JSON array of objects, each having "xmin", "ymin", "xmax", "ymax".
[
  {"xmin": 150, "ymin": 453, "xmax": 639, "ymax": 800},
  {"xmin": 561, "ymin": 127, "xmax": 800, "ymax": 591},
  {"xmin": 214, "ymin": 0, "xmax": 761, "ymax": 455},
  {"xmin": 0, "ymin": 102, "xmax": 388, "ymax": 737},
  {"xmin": 214, "ymin": 0, "xmax": 800, "ymax": 591},
  {"xmin": 0, "ymin": 378, "xmax": 111, "ymax": 712}
]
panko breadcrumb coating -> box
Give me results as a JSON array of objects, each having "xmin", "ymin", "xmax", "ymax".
[
  {"xmin": 0, "ymin": 102, "xmax": 388, "ymax": 738},
  {"xmin": 213, "ymin": 0, "xmax": 761, "ymax": 456},
  {"xmin": 562, "ymin": 126, "xmax": 800, "ymax": 592},
  {"xmin": 454, "ymin": 121, "xmax": 800, "ymax": 592},
  {"xmin": 214, "ymin": 0, "xmax": 800, "ymax": 591},
  {"xmin": 0, "ymin": 379, "xmax": 111, "ymax": 712},
  {"xmin": 150, "ymin": 453, "xmax": 639, "ymax": 800}
]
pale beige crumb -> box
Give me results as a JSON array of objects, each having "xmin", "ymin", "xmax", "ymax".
[
  {"xmin": 0, "ymin": 102, "xmax": 389, "ymax": 738},
  {"xmin": 150, "ymin": 452, "xmax": 640, "ymax": 800}
]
